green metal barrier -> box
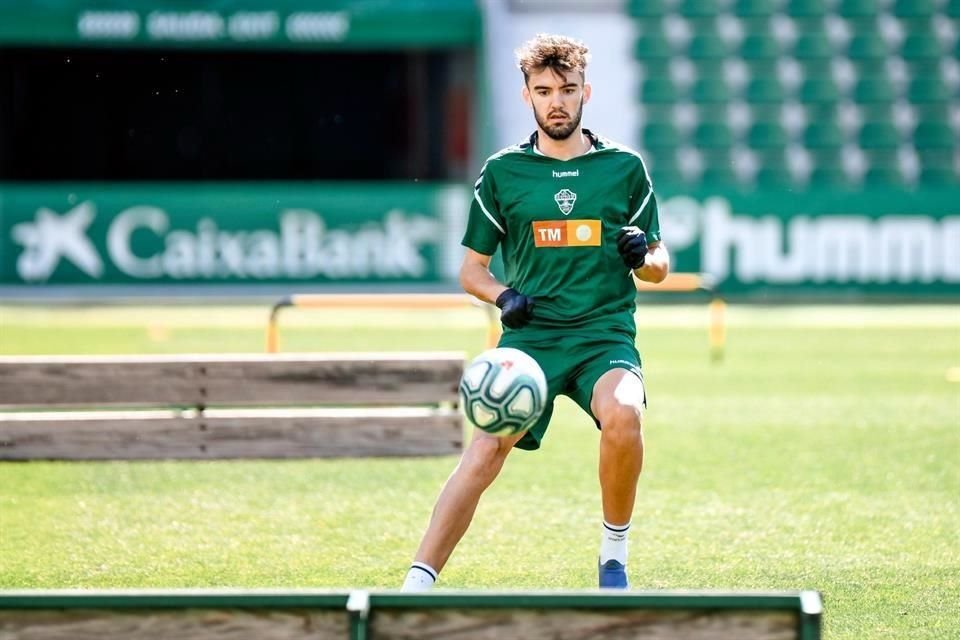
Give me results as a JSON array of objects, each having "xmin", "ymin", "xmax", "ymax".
[{"xmin": 0, "ymin": 589, "xmax": 822, "ymax": 640}]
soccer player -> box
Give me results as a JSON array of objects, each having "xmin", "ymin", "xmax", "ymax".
[{"xmin": 402, "ymin": 33, "xmax": 669, "ymax": 591}]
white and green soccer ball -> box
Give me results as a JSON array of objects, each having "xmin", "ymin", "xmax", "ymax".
[{"xmin": 458, "ymin": 347, "xmax": 547, "ymax": 436}]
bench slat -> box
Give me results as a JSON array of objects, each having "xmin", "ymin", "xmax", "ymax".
[
  {"xmin": 0, "ymin": 409, "xmax": 463, "ymax": 460},
  {"xmin": 0, "ymin": 354, "xmax": 463, "ymax": 408}
]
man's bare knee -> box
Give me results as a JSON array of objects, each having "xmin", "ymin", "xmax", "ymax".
[{"xmin": 457, "ymin": 433, "xmax": 516, "ymax": 487}]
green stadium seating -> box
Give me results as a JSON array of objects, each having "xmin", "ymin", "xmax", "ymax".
[
  {"xmin": 916, "ymin": 148, "xmax": 957, "ymax": 184},
  {"xmin": 740, "ymin": 32, "xmax": 783, "ymax": 58},
  {"xmin": 755, "ymin": 150, "xmax": 795, "ymax": 186},
  {"xmin": 745, "ymin": 76, "xmax": 786, "ymax": 103},
  {"xmin": 693, "ymin": 121, "xmax": 735, "ymax": 147},
  {"xmin": 690, "ymin": 76, "xmax": 732, "ymax": 102},
  {"xmin": 799, "ymin": 76, "xmax": 840, "ymax": 103},
  {"xmin": 853, "ymin": 75, "xmax": 895, "ymax": 103},
  {"xmin": 908, "ymin": 75, "xmax": 949, "ymax": 103},
  {"xmin": 747, "ymin": 121, "xmax": 789, "ymax": 148},
  {"xmin": 688, "ymin": 33, "xmax": 731, "ymax": 58},
  {"xmin": 643, "ymin": 121, "xmax": 682, "ymax": 149},
  {"xmin": 733, "ymin": 0, "xmax": 778, "ymax": 17},
  {"xmin": 892, "ymin": 0, "xmax": 935, "ymax": 18},
  {"xmin": 913, "ymin": 122, "xmax": 955, "ymax": 149},
  {"xmin": 847, "ymin": 32, "xmax": 887, "ymax": 58},
  {"xmin": 628, "ymin": 0, "xmax": 669, "ymax": 17},
  {"xmin": 786, "ymin": 0, "xmax": 828, "ymax": 17},
  {"xmin": 837, "ymin": 0, "xmax": 877, "ymax": 16},
  {"xmin": 809, "ymin": 150, "xmax": 849, "ymax": 187},
  {"xmin": 629, "ymin": 0, "xmax": 956, "ymax": 191},
  {"xmin": 635, "ymin": 27, "xmax": 673, "ymax": 59},
  {"xmin": 646, "ymin": 150, "xmax": 684, "ymax": 186},
  {"xmin": 793, "ymin": 32, "xmax": 834, "ymax": 59},
  {"xmin": 919, "ymin": 165, "xmax": 956, "ymax": 185},
  {"xmin": 864, "ymin": 162, "xmax": 906, "ymax": 186},
  {"xmin": 804, "ymin": 120, "xmax": 845, "ymax": 147},
  {"xmin": 900, "ymin": 33, "xmax": 942, "ymax": 60},
  {"xmin": 641, "ymin": 77, "xmax": 679, "ymax": 103},
  {"xmin": 700, "ymin": 150, "xmax": 738, "ymax": 186},
  {"xmin": 680, "ymin": 0, "xmax": 722, "ymax": 17},
  {"xmin": 858, "ymin": 121, "xmax": 901, "ymax": 149}
]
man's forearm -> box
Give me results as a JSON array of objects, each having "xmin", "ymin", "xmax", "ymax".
[
  {"xmin": 460, "ymin": 261, "xmax": 508, "ymax": 304},
  {"xmin": 634, "ymin": 244, "xmax": 670, "ymax": 283}
]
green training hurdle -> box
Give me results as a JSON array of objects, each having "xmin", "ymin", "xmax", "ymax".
[{"xmin": 0, "ymin": 589, "xmax": 822, "ymax": 639}]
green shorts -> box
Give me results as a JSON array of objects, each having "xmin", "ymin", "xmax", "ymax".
[{"xmin": 497, "ymin": 329, "xmax": 644, "ymax": 451}]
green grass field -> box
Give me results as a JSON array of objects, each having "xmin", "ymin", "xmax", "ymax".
[{"xmin": 1, "ymin": 303, "xmax": 958, "ymax": 639}]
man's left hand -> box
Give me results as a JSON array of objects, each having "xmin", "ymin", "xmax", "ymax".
[{"xmin": 616, "ymin": 226, "xmax": 648, "ymax": 270}]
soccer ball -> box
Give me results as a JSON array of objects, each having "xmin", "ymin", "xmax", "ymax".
[{"xmin": 458, "ymin": 347, "xmax": 547, "ymax": 436}]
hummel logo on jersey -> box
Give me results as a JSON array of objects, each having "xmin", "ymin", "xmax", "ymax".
[
  {"xmin": 552, "ymin": 169, "xmax": 579, "ymax": 178},
  {"xmin": 554, "ymin": 189, "xmax": 577, "ymax": 215}
]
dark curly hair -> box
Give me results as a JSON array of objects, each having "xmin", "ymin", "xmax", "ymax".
[{"xmin": 515, "ymin": 33, "xmax": 590, "ymax": 83}]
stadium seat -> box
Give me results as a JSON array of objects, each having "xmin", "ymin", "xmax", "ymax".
[
  {"xmin": 858, "ymin": 121, "xmax": 901, "ymax": 149},
  {"xmin": 809, "ymin": 150, "xmax": 850, "ymax": 187},
  {"xmin": 739, "ymin": 32, "xmax": 782, "ymax": 59},
  {"xmin": 627, "ymin": 0, "xmax": 668, "ymax": 17},
  {"xmin": 635, "ymin": 28, "xmax": 674, "ymax": 59},
  {"xmin": 837, "ymin": 0, "xmax": 877, "ymax": 16},
  {"xmin": 733, "ymin": 0, "xmax": 778, "ymax": 16},
  {"xmin": 917, "ymin": 154, "xmax": 957, "ymax": 184},
  {"xmin": 699, "ymin": 150, "xmax": 738, "ymax": 186},
  {"xmin": 853, "ymin": 75, "xmax": 895, "ymax": 103},
  {"xmin": 900, "ymin": 33, "xmax": 942, "ymax": 61},
  {"xmin": 892, "ymin": 0, "xmax": 935, "ymax": 18},
  {"xmin": 864, "ymin": 162, "xmax": 906, "ymax": 186},
  {"xmin": 799, "ymin": 76, "xmax": 840, "ymax": 103},
  {"xmin": 690, "ymin": 76, "xmax": 732, "ymax": 103},
  {"xmin": 643, "ymin": 121, "xmax": 683, "ymax": 149},
  {"xmin": 913, "ymin": 122, "xmax": 955, "ymax": 150},
  {"xmin": 847, "ymin": 32, "xmax": 887, "ymax": 58},
  {"xmin": 646, "ymin": 151, "xmax": 684, "ymax": 187},
  {"xmin": 688, "ymin": 32, "xmax": 731, "ymax": 58},
  {"xmin": 747, "ymin": 121, "xmax": 789, "ymax": 148},
  {"xmin": 803, "ymin": 119, "xmax": 845, "ymax": 148},
  {"xmin": 680, "ymin": 0, "xmax": 722, "ymax": 17},
  {"xmin": 793, "ymin": 32, "xmax": 834, "ymax": 59},
  {"xmin": 641, "ymin": 77, "xmax": 679, "ymax": 103},
  {"xmin": 908, "ymin": 75, "xmax": 949, "ymax": 104},
  {"xmin": 755, "ymin": 150, "xmax": 795, "ymax": 187},
  {"xmin": 693, "ymin": 121, "xmax": 735, "ymax": 147},
  {"xmin": 745, "ymin": 76, "xmax": 785, "ymax": 103},
  {"xmin": 786, "ymin": 0, "xmax": 827, "ymax": 17}
]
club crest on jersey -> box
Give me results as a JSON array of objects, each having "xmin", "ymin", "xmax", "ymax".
[{"xmin": 554, "ymin": 189, "xmax": 577, "ymax": 215}]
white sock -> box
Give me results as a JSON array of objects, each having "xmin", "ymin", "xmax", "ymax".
[
  {"xmin": 599, "ymin": 520, "xmax": 630, "ymax": 565},
  {"xmin": 401, "ymin": 562, "xmax": 438, "ymax": 592}
]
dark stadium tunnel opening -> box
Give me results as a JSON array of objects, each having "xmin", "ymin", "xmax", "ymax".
[{"xmin": 0, "ymin": 46, "xmax": 473, "ymax": 181}]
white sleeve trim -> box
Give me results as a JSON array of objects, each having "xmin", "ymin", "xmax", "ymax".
[
  {"xmin": 627, "ymin": 188, "xmax": 653, "ymax": 225},
  {"xmin": 474, "ymin": 187, "xmax": 505, "ymax": 235}
]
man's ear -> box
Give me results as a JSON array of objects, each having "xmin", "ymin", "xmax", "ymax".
[
  {"xmin": 583, "ymin": 82, "xmax": 592, "ymax": 105},
  {"xmin": 522, "ymin": 84, "xmax": 533, "ymax": 107}
]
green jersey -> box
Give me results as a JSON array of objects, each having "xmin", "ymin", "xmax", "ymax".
[{"xmin": 462, "ymin": 129, "xmax": 661, "ymax": 335}]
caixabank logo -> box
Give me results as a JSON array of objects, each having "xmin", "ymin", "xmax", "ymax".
[{"xmin": 8, "ymin": 201, "xmax": 443, "ymax": 283}]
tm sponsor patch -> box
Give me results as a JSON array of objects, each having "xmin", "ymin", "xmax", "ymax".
[{"xmin": 532, "ymin": 219, "xmax": 602, "ymax": 247}]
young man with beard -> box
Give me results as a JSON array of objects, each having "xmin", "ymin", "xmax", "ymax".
[{"xmin": 402, "ymin": 33, "xmax": 669, "ymax": 591}]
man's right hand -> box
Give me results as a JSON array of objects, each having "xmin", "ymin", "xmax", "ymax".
[{"xmin": 495, "ymin": 288, "xmax": 535, "ymax": 329}]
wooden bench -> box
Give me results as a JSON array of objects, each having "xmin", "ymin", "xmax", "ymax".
[
  {"xmin": 0, "ymin": 589, "xmax": 824, "ymax": 639},
  {"xmin": 0, "ymin": 353, "xmax": 464, "ymax": 460}
]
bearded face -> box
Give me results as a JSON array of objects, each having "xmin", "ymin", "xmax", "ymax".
[
  {"xmin": 524, "ymin": 67, "xmax": 589, "ymax": 142},
  {"xmin": 533, "ymin": 95, "xmax": 584, "ymax": 140}
]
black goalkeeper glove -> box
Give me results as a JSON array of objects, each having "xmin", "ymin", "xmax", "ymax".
[
  {"xmin": 495, "ymin": 288, "xmax": 535, "ymax": 329},
  {"xmin": 616, "ymin": 226, "xmax": 648, "ymax": 270}
]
